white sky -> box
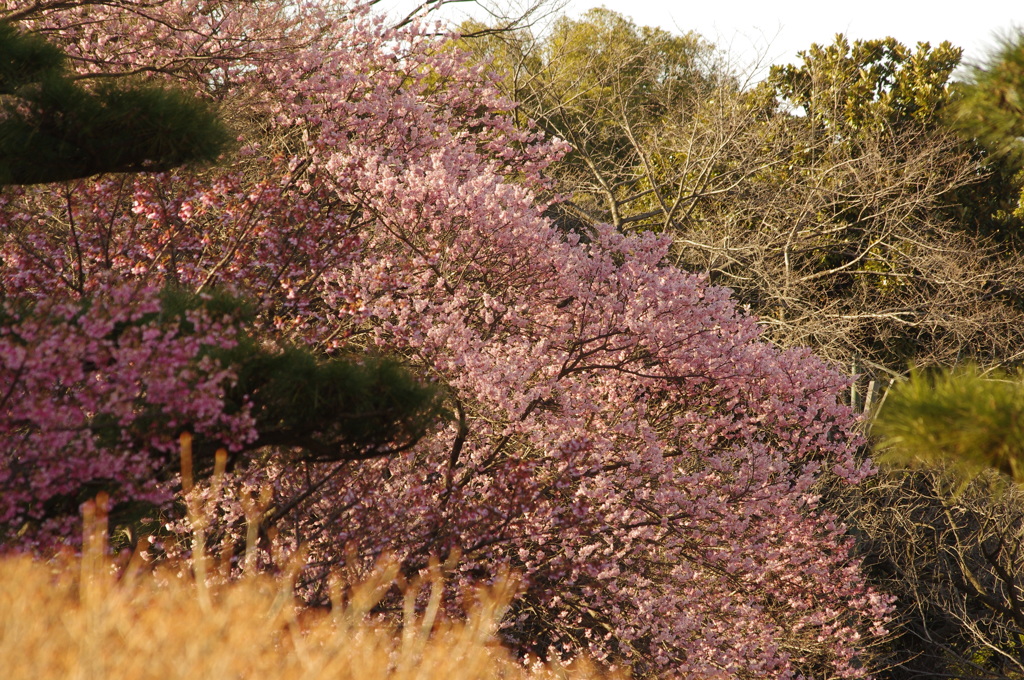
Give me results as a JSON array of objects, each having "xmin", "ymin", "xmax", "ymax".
[
  {"xmin": 559, "ymin": 0, "xmax": 1021, "ymax": 75},
  {"xmin": 388, "ymin": 0, "xmax": 1022, "ymax": 78}
]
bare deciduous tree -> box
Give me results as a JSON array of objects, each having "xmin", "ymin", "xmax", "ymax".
[
  {"xmin": 824, "ymin": 467, "xmax": 1024, "ymax": 679},
  {"xmin": 465, "ymin": 19, "xmax": 1024, "ymax": 381}
]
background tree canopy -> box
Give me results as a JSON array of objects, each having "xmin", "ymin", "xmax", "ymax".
[{"xmin": 462, "ymin": 14, "xmax": 1024, "ymax": 383}]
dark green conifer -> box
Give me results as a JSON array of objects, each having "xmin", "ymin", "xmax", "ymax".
[{"xmin": 0, "ymin": 21, "xmax": 230, "ymax": 185}]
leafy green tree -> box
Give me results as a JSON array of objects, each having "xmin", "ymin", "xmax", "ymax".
[
  {"xmin": 458, "ymin": 8, "xmax": 719, "ymax": 228},
  {"xmin": 768, "ymin": 34, "xmax": 1023, "ymax": 247},
  {"xmin": 768, "ymin": 35, "xmax": 962, "ymax": 135},
  {"xmin": 758, "ymin": 35, "xmax": 1024, "ymax": 374}
]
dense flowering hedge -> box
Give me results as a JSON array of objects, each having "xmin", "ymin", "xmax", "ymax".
[{"xmin": 0, "ymin": 1, "xmax": 889, "ymax": 676}]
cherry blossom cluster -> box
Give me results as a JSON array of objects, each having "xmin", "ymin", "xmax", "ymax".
[
  {"xmin": 0, "ymin": 274, "xmax": 255, "ymax": 548},
  {"xmin": 0, "ymin": 1, "xmax": 890, "ymax": 676}
]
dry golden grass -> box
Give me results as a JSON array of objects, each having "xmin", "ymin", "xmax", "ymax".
[{"xmin": 0, "ymin": 516, "xmax": 623, "ymax": 680}]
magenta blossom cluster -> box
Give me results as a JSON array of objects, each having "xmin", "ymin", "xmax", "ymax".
[{"xmin": 0, "ymin": 1, "xmax": 889, "ymax": 676}]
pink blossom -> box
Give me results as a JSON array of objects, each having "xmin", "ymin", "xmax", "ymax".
[{"xmin": 0, "ymin": 2, "xmax": 889, "ymax": 676}]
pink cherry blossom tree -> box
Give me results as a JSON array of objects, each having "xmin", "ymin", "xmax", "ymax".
[{"xmin": 0, "ymin": 1, "xmax": 890, "ymax": 676}]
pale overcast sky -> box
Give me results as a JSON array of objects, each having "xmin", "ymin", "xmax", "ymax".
[
  {"xmin": 559, "ymin": 0, "xmax": 1021, "ymax": 74},
  {"xmin": 388, "ymin": 0, "xmax": 1022, "ymax": 77}
]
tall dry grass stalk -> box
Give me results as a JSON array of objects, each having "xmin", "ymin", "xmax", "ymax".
[{"xmin": 0, "ymin": 479, "xmax": 623, "ymax": 680}]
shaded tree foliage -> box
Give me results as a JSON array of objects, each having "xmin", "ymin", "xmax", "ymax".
[{"xmin": 825, "ymin": 467, "xmax": 1024, "ymax": 680}]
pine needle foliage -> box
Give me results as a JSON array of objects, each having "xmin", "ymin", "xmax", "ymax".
[
  {"xmin": 0, "ymin": 20, "xmax": 230, "ymax": 185},
  {"xmin": 228, "ymin": 346, "xmax": 448, "ymax": 463},
  {"xmin": 952, "ymin": 30, "xmax": 1024, "ymax": 168},
  {"xmin": 872, "ymin": 365, "xmax": 1024, "ymax": 484},
  {"xmin": 0, "ymin": 20, "xmax": 63, "ymax": 89},
  {"xmin": 161, "ymin": 286, "xmax": 448, "ymax": 467}
]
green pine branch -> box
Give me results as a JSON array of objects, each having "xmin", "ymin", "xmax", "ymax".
[
  {"xmin": 157, "ymin": 287, "xmax": 449, "ymax": 471},
  {"xmin": 0, "ymin": 20, "xmax": 231, "ymax": 185},
  {"xmin": 873, "ymin": 364, "xmax": 1024, "ymax": 484},
  {"xmin": 951, "ymin": 31, "xmax": 1024, "ymax": 169}
]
